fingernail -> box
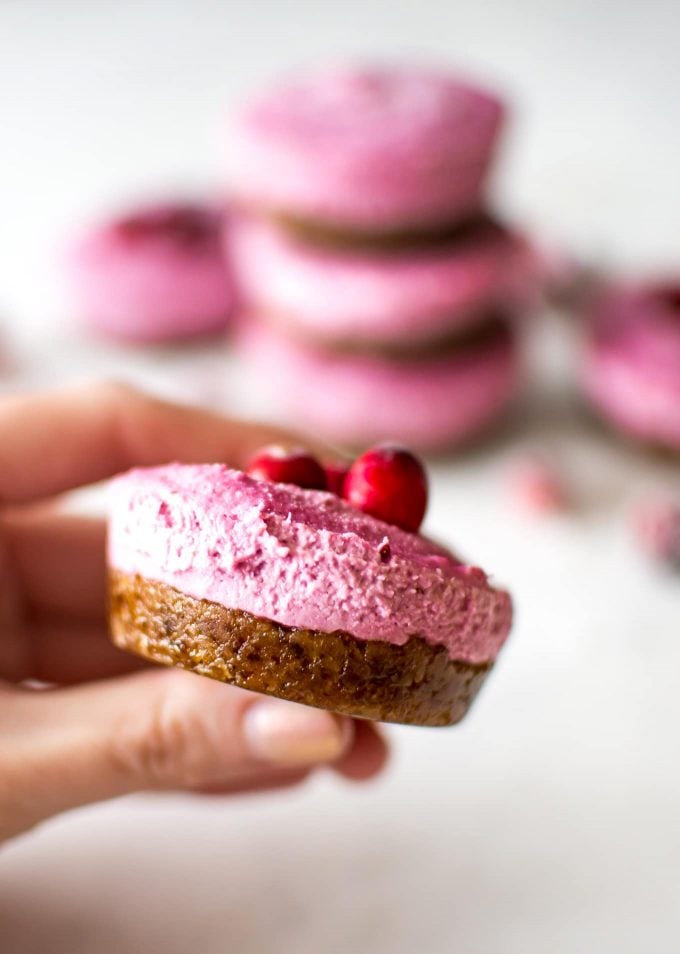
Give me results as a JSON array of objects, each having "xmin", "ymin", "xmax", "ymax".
[{"xmin": 243, "ymin": 699, "xmax": 353, "ymax": 766}]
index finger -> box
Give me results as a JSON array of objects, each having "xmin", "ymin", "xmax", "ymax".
[{"xmin": 0, "ymin": 382, "xmax": 307, "ymax": 504}]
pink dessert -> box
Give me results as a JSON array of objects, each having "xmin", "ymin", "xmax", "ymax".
[
  {"xmin": 581, "ymin": 283, "xmax": 680, "ymax": 450},
  {"xmin": 109, "ymin": 464, "xmax": 512, "ymax": 666},
  {"xmin": 236, "ymin": 317, "xmax": 520, "ymax": 451},
  {"xmin": 67, "ymin": 202, "xmax": 233, "ymax": 343},
  {"xmin": 227, "ymin": 212, "xmax": 535, "ymax": 346},
  {"xmin": 225, "ymin": 66, "xmax": 504, "ymax": 233}
]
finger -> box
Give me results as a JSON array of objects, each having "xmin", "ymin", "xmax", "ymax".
[
  {"xmin": 0, "ymin": 512, "xmax": 136, "ymax": 684},
  {"xmin": 0, "ymin": 671, "xmax": 355, "ymax": 841},
  {"xmin": 0, "ymin": 381, "xmax": 305, "ymax": 505},
  {"xmin": 334, "ymin": 719, "xmax": 390, "ymax": 781},
  {"xmin": 2, "ymin": 511, "xmax": 106, "ymax": 620},
  {"xmin": 196, "ymin": 768, "xmax": 312, "ymax": 796},
  {"xmin": 20, "ymin": 620, "xmax": 145, "ymax": 684}
]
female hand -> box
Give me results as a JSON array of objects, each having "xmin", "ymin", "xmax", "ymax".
[{"xmin": 0, "ymin": 383, "xmax": 388, "ymax": 842}]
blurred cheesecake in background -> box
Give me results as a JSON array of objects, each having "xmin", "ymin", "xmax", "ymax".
[{"xmin": 66, "ymin": 201, "xmax": 233, "ymax": 344}]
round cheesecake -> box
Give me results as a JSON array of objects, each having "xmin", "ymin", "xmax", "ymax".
[
  {"xmin": 227, "ymin": 212, "xmax": 534, "ymax": 349},
  {"xmin": 225, "ymin": 66, "xmax": 504, "ymax": 237},
  {"xmin": 581, "ymin": 282, "xmax": 680, "ymax": 451},
  {"xmin": 108, "ymin": 465, "xmax": 513, "ymax": 726},
  {"xmin": 67, "ymin": 201, "xmax": 233, "ymax": 343}
]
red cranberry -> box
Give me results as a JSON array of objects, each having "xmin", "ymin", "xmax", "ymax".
[
  {"xmin": 324, "ymin": 462, "xmax": 349, "ymax": 496},
  {"xmin": 343, "ymin": 444, "xmax": 428, "ymax": 533},
  {"xmin": 246, "ymin": 445, "xmax": 327, "ymax": 490},
  {"xmin": 116, "ymin": 204, "xmax": 217, "ymax": 247}
]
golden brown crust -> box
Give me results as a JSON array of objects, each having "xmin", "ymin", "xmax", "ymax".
[
  {"xmin": 108, "ymin": 571, "xmax": 492, "ymax": 727},
  {"xmin": 263, "ymin": 311, "xmax": 513, "ymax": 363},
  {"xmin": 264, "ymin": 208, "xmax": 503, "ymax": 252}
]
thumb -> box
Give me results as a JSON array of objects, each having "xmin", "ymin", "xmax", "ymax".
[{"xmin": 0, "ymin": 669, "xmax": 353, "ymax": 840}]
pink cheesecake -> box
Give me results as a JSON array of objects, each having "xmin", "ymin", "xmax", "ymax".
[
  {"xmin": 236, "ymin": 316, "xmax": 520, "ymax": 451},
  {"xmin": 581, "ymin": 282, "xmax": 680, "ymax": 451},
  {"xmin": 227, "ymin": 212, "xmax": 535, "ymax": 347},
  {"xmin": 225, "ymin": 66, "xmax": 504, "ymax": 235},
  {"xmin": 67, "ymin": 202, "xmax": 233, "ymax": 343},
  {"xmin": 108, "ymin": 464, "xmax": 513, "ymax": 726}
]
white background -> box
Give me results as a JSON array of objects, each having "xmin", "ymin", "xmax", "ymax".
[{"xmin": 1, "ymin": 2, "xmax": 680, "ymax": 952}]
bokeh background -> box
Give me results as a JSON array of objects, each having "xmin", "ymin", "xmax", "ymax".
[{"xmin": 1, "ymin": 2, "xmax": 680, "ymax": 952}]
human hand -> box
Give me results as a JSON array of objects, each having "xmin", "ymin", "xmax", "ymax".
[{"xmin": 0, "ymin": 383, "xmax": 388, "ymax": 842}]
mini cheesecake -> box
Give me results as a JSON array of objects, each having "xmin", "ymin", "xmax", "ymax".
[
  {"xmin": 225, "ymin": 66, "xmax": 504, "ymax": 238},
  {"xmin": 67, "ymin": 202, "xmax": 233, "ymax": 343},
  {"xmin": 108, "ymin": 464, "xmax": 512, "ymax": 726},
  {"xmin": 581, "ymin": 282, "xmax": 680, "ymax": 452}
]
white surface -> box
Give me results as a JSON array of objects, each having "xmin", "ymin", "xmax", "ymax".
[{"xmin": 1, "ymin": 3, "xmax": 680, "ymax": 953}]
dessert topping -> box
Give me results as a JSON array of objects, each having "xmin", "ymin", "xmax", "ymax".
[
  {"xmin": 324, "ymin": 462, "xmax": 349, "ymax": 496},
  {"xmin": 343, "ymin": 444, "xmax": 428, "ymax": 533},
  {"xmin": 246, "ymin": 445, "xmax": 328, "ymax": 490}
]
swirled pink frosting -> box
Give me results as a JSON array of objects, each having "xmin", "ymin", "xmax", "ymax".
[{"xmin": 108, "ymin": 465, "xmax": 512, "ymax": 664}]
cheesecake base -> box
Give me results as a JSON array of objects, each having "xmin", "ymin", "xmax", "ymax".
[{"xmin": 109, "ymin": 571, "xmax": 492, "ymax": 727}]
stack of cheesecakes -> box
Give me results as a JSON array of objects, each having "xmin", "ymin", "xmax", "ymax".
[{"xmin": 226, "ymin": 66, "xmax": 534, "ymax": 450}]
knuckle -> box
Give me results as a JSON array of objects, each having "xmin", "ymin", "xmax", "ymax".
[
  {"xmin": 116, "ymin": 672, "xmax": 221, "ymax": 790},
  {"xmin": 0, "ymin": 686, "xmax": 45, "ymax": 840},
  {"xmin": 95, "ymin": 379, "xmax": 142, "ymax": 407},
  {"xmin": 91, "ymin": 380, "xmax": 153, "ymax": 432}
]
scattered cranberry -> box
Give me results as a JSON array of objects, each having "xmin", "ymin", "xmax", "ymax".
[
  {"xmin": 632, "ymin": 498, "xmax": 680, "ymax": 570},
  {"xmin": 508, "ymin": 456, "xmax": 568, "ymax": 515},
  {"xmin": 246, "ymin": 445, "xmax": 327, "ymax": 490},
  {"xmin": 343, "ymin": 444, "xmax": 428, "ymax": 533},
  {"xmin": 324, "ymin": 462, "xmax": 349, "ymax": 496}
]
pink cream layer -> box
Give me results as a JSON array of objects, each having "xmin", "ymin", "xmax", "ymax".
[
  {"xmin": 225, "ymin": 66, "xmax": 504, "ymax": 231},
  {"xmin": 108, "ymin": 465, "xmax": 512, "ymax": 665}
]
